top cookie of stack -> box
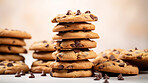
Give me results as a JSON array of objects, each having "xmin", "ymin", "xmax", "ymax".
[{"xmin": 50, "ymin": 10, "xmax": 99, "ymax": 78}]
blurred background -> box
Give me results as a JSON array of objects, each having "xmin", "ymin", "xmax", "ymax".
[{"xmin": 0, "ymin": 0, "xmax": 147, "ymax": 66}]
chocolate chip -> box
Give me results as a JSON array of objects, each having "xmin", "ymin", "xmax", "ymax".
[
  {"xmin": 119, "ymin": 63, "xmax": 125, "ymax": 67},
  {"xmin": 12, "ymin": 41, "xmax": 15, "ymax": 44},
  {"xmin": 126, "ymin": 54, "xmax": 132, "ymax": 56},
  {"xmin": 135, "ymin": 48, "xmax": 138, "ymax": 50},
  {"xmin": 129, "ymin": 50, "xmax": 133, "ymax": 52},
  {"xmin": 74, "ymin": 49, "xmax": 80, "ymax": 53},
  {"xmin": 112, "ymin": 63, "xmax": 115, "ymax": 65},
  {"xmin": 8, "ymin": 46, "xmax": 11, "ymax": 50},
  {"xmin": 90, "ymin": 14, "xmax": 98, "ymax": 21},
  {"xmin": 114, "ymin": 59, "xmax": 120, "ymax": 62},
  {"xmin": 41, "ymin": 71, "xmax": 46, "ymax": 76},
  {"xmin": 70, "ymin": 44, "xmax": 76, "ymax": 48},
  {"xmin": 102, "ymin": 54, "xmax": 108, "ymax": 59},
  {"xmin": 75, "ymin": 40, "xmax": 83, "ymax": 47},
  {"xmin": 103, "ymin": 74, "xmax": 109, "ymax": 79},
  {"xmin": 76, "ymin": 10, "xmax": 81, "ymax": 15},
  {"xmin": 99, "ymin": 65, "xmax": 104, "ymax": 69},
  {"xmin": 103, "ymin": 79, "xmax": 109, "ymax": 83},
  {"xmin": 29, "ymin": 72, "xmax": 35, "ymax": 78},
  {"xmin": 56, "ymin": 56, "xmax": 60, "ymax": 62},
  {"xmin": 58, "ymin": 53, "xmax": 63, "ymax": 58},
  {"xmin": 50, "ymin": 71, "xmax": 53, "ymax": 77},
  {"xmin": 67, "ymin": 65, "xmax": 73, "ymax": 69},
  {"xmin": 137, "ymin": 56, "xmax": 142, "ymax": 59},
  {"xmin": 11, "ymin": 61, "xmax": 16, "ymax": 63},
  {"xmin": 118, "ymin": 74, "xmax": 124, "ymax": 80},
  {"xmin": 85, "ymin": 10, "xmax": 91, "ymax": 14},
  {"xmin": 7, "ymin": 63, "xmax": 13, "ymax": 67},
  {"xmin": 0, "ymin": 63, "xmax": 4, "ymax": 66},
  {"xmin": 109, "ymin": 55, "xmax": 116, "ymax": 61},
  {"xmin": 113, "ymin": 49, "xmax": 117, "ymax": 51},
  {"xmin": 20, "ymin": 70, "xmax": 25, "ymax": 75},
  {"xmin": 58, "ymin": 65, "xmax": 64, "ymax": 69},
  {"xmin": 42, "ymin": 40, "xmax": 47, "ymax": 43},
  {"xmin": 45, "ymin": 44, "xmax": 49, "ymax": 48},
  {"xmin": 63, "ymin": 16, "xmax": 66, "ymax": 18},
  {"xmin": 66, "ymin": 10, "xmax": 72, "ymax": 15},
  {"xmin": 15, "ymin": 72, "xmax": 21, "ymax": 77}
]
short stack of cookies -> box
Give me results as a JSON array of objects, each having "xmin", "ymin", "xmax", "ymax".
[
  {"xmin": 29, "ymin": 40, "xmax": 56, "ymax": 73},
  {"xmin": 50, "ymin": 10, "xmax": 99, "ymax": 77},
  {"xmin": 0, "ymin": 28, "xmax": 31, "ymax": 74}
]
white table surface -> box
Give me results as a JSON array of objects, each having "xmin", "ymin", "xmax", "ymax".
[{"xmin": 0, "ymin": 71, "xmax": 148, "ymax": 83}]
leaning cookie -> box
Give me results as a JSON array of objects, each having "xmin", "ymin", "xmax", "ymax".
[
  {"xmin": 0, "ymin": 53, "xmax": 25, "ymax": 61},
  {"xmin": 52, "ymin": 31, "xmax": 99, "ymax": 40},
  {"xmin": 50, "ymin": 69, "xmax": 92, "ymax": 78},
  {"xmin": 52, "ymin": 49, "xmax": 97, "ymax": 61},
  {"xmin": 52, "ymin": 22, "xmax": 95, "ymax": 32},
  {"xmin": 92, "ymin": 52, "xmax": 139, "ymax": 75},
  {"xmin": 29, "ymin": 40, "xmax": 56, "ymax": 51},
  {"xmin": 0, "ymin": 45, "xmax": 27, "ymax": 53},
  {"xmin": 0, "ymin": 60, "xmax": 29, "ymax": 74},
  {"xmin": 0, "ymin": 38, "xmax": 26, "ymax": 46},
  {"xmin": 31, "ymin": 60, "xmax": 54, "ymax": 73},
  {"xmin": 0, "ymin": 28, "xmax": 31, "ymax": 39},
  {"xmin": 55, "ymin": 39, "xmax": 96, "ymax": 49}
]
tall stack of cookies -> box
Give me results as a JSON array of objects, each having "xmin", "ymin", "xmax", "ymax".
[
  {"xmin": 50, "ymin": 10, "xmax": 99, "ymax": 77},
  {"xmin": 29, "ymin": 40, "xmax": 56, "ymax": 73},
  {"xmin": 0, "ymin": 28, "xmax": 31, "ymax": 74}
]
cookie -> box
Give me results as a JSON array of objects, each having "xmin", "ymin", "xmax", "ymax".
[
  {"xmin": 0, "ymin": 45, "xmax": 27, "ymax": 53},
  {"xmin": 55, "ymin": 39, "xmax": 96, "ymax": 49},
  {"xmin": 52, "ymin": 49, "xmax": 97, "ymax": 61},
  {"xmin": 0, "ymin": 53, "xmax": 25, "ymax": 61},
  {"xmin": 50, "ymin": 69, "xmax": 92, "ymax": 78},
  {"xmin": 52, "ymin": 22, "xmax": 95, "ymax": 32},
  {"xmin": 0, "ymin": 60, "xmax": 29, "ymax": 74},
  {"xmin": 0, "ymin": 38, "xmax": 26, "ymax": 46},
  {"xmin": 119, "ymin": 48, "xmax": 148, "ymax": 70},
  {"xmin": 52, "ymin": 10, "xmax": 98, "ymax": 23},
  {"xmin": 29, "ymin": 40, "xmax": 56, "ymax": 51},
  {"xmin": 32, "ymin": 51, "xmax": 55, "ymax": 60},
  {"xmin": 52, "ymin": 31, "xmax": 99, "ymax": 40},
  {"xmin": 31, "ymin": 60, "xmax": 54, "ymax": 73},
  {"xmin": 50, "ymin": 60, "xmax": 93, "ymax": 69},
  {"xmin": 0, "ymin": 28, "xmax": 31, "ymax": 39},
  {"xmin": 92, "ymin": 52, "xmax": 139, "ymax": 75}
]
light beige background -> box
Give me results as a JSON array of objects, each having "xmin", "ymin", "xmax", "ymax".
[{"xmin": 0, "ymin": 0, "xmax": 147, "ymax": 67}]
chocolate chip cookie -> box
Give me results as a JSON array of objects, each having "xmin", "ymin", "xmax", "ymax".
[
  {"xmin": 0, "ymin": 28, "xmax": 31, "ymax": 39},
  {"xmin": 55, "ymin": 39, "xmax": 96, "ymax": 49},
  {"xmin": 31, "ymin": 60, "xmax": 54, "ymax": 73},
  {"xmin": 0, "ymin": 60, "xmax": 29, "ymax": 74},
  {"xmin": 29, "ymin": 40, "xmax": 56, "ymax": 51},
  {"xmin": 52, "ymin": 22, "xmax": 95, "ymax": 32},
  {"xmin": 0, "ymin": 53, "xmax": 25, "ymax": 61},
  {"xmin": 0, "ymin": 38, "xmax": 26, "ymax": 46},
  {"xmin": 52, "ymin": 31, "xmax": 99, "ymax": 40}
]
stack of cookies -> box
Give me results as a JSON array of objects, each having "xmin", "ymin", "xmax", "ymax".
[
  {"xmin": 0, "ymin": 28, "xmax": 31, "ymax": 74},
  {"xmin": 50, "ymin": 10, "xmax": 99, "ymax": 77},
  {"xmin": 29, "ymin": 40, "xmax": 56, "ymax": 73}
]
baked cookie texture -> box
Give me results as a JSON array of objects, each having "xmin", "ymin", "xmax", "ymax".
[
  {"xmin": 31, "ymin": 60, "xmax": 54, "ymax": 73},
  {"xmin": 0, "ymin": 53, "xmax": 25, "ymax": 61},
  {"xmin": 52, "ymin": 22, "xmax": 95, "ymax": 32},
  {"xmin": 29, "ymin": 40, "xmax": 56, "ymax": 51},
  {"xmin": 0, "ymin": 38, "xmax": 26, "ymax": 46},
  {"xmin": 0, "ymin": 28, "xmax": 31, "ymax": 39},
  {"xmin": 0, "ymin": 60, "xmax": 29, "ymax": 74},
  {"xmin": 51, "ymin": 10, "xmax": 98, "ymax": 23},
  {"xmin": 32, "ymin": 52, "xmax": 55, "ymax": 60},
  {"xmin": 55, "ymin": 39, "xmax": 96, "ymax": 49},
  {"xmin": 92, "ymin": 49, "xmax": 139, "ymax": 75}
]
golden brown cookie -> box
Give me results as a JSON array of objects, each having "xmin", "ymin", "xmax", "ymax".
[
  {"xmin": 0, "ymin": 28, "xmax": 31, "ymax": 39},
  {"xmin": 0, "ymin": 45, "xmax": 27, "ymax": 53},
  {"xmin": 0, "ymin": 53, "xmax": 25, "ymax": 61},
  {"xmin": 52, "ymin": 31, "xmax": 99, "ymax": 40},
  {"xmin": 29, "ymin": 40, "xmax": 56, "ymax": 51},
  {"xmin": 52, "ymin": 22, "xmax": 95, "ymax": 32}
]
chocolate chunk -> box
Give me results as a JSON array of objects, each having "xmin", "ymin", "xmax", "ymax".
[
  {"xmin": 58, "ymin": 53, "xmax": 63, "ymax": 58},
  {"xmin": 129, "ymin": 50, "xmax": 133, "ymax": 52},
  {"xmin": 109, "ymin": 55, "xmax": 116, "ymax": 61},
  {"xmin": 112, "ymin": 63, "xmax": 115, "ymax": 65},
  {"xmin": 75, "ymin": 40, "xmax": 83, "ymax": 47},
  {"xmin": 7, "ymin": 63, "xmax": 13, "ymax": 67},
  {"xmin": 103, "ymin": 79, "xmax": 109, "ymax": 83},
  {"xmin": 0, "ymin": 63, "xmax": 4, "ymax": 66},
  {"xmin": 113, "ymin": 49, "xmax": 117, "ymax": 51},
  {"xmin": 76, "ymin": 10, "xmax": 81, "ymax": 15},
  {"xmin": 135, "ymin": 48, "xmax": 138, "ymax": 50},
  {"xmin": 74, "ymin": 49, "xmax": 80, "ymax": 53},
  {"xmin": 94, "ymin": 76, "xmax": 100, "ymax": 80},
  {"xmin": 102, "ymin": 54, "xmax": 108, "ymax": 59},
  {"xmin": 70, "ymin": 44, "xmax": 76, "ymax": 48},
  {"xmin": 11, "ymin": 61, "xmax": 16, "ymax": 63},
  {"xmin": 104, "ymin": 74, "xmax": 109, "ymax": 79},
  {"xmin": 90, "ymin": 14, "xmax": 98, "ymax": 21},
  {"xmin": 15, "ymin": 72, "xmax": 21, "ymax": 77},
  {"xmin": 41, "ymin": 71, "xmax": 46, "ymax": 76},
  {"xmin": 85, "ymin": 10, "xmax": 91, "ymax": 14},
  {"xmin": 29, "ymin": 72, "xmax": 35, "ymax": 78},
  {"xmin": 42, "ymin": 40, "xmax": 47, "ymax": 43},
  {"xmin": 119, "ymin": 63, "xmax": 125, "ymax": 67},
  {"xmin": 50, "ymin": 71, "xmax": 53, "ymax": 77},
  {"xmin": 56, "ymin": 56, "xmax": 60, "ymax": 62},
  {"xmin": 118, "ymin": 74, "xmax": 124, "ymax": 80},
  {"xmin": 20, "ymin": 70, "xmax": 25, "ymax": 75},
  {"xmin": 99, "ymin": 65, "xmax": 104, "ymax": 69},
  {"xmin": 45, "ymin": 44, "xmax": 49, "ymax": 48},
  {"xmin": 114, "ymin": 59, "xmax": 120, "ymax": 62},
  {"xmin": 67, "ymin": 65, "xmax": 73, "ymax": 69},
  {"xmin": 63, "ymin": 16, "xmax": 66, "ymax": 18},
  {"xmin": 58, "ymin": 65, "xmax": 64, "ymax": 69},
  {"xmin": 12, "ymin": 41, "xmax": 15, "ymax": 44},
  {"xmin": 137, "ymin": 56, "xmax": 142, "ymax": 59},
  {"xmin": 8, "ymin": 46, "xmax": 11, "ymax": 50},
  {"xmin": 66, "ymin": 10, "xmax": 72, "ymax": 15}
]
